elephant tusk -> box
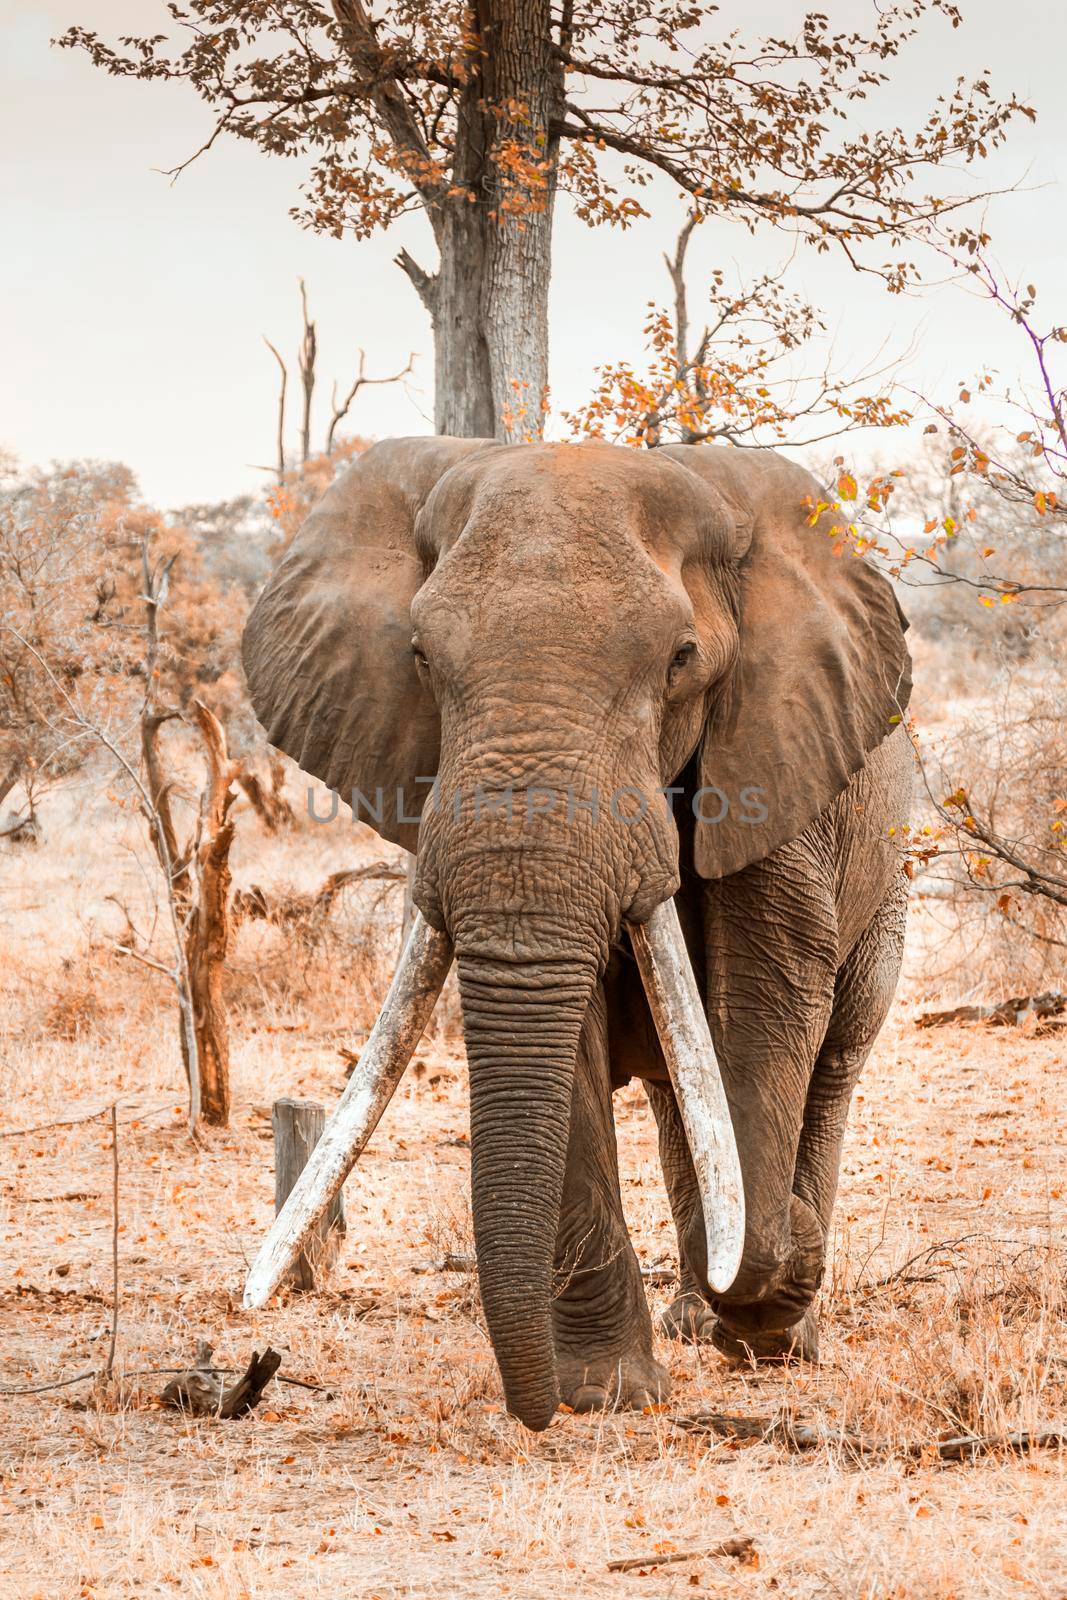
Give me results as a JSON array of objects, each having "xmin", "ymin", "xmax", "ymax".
[
  {"xmin": 627, "ymin": 898, "xmax": 745, "ymax": 1295},
  {"xmin": 242, "ymin": 911, "xmax": 454, "ymax": 1310}
]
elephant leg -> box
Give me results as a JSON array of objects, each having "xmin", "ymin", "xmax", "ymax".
[
  {"xmin": 695, "ymin": 842, "xmax": 839, "ymax": 1360},
  {"xmin": 645, "ymin": 1080, "xmax": 718, "ymax": 1344},
  {"xmin": 793, "ymin": 873, "xmax": 909, "ymax": 1243},
  {"xmin": 552, "ymin": 986, "xmax": 669, "ymax": 1413}
]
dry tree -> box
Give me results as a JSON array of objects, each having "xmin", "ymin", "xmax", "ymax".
[{"xmin": 61, "ymin": 3, "xmax": 1029, "ymax": 439}]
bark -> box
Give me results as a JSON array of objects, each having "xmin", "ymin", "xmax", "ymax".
[
  {"xmin": 421, "ymin": 205, "xmax": 497, "ymax": 438},
  {"xmin": 476, "ymin": 0, "xmax": 561, "ymax": 439},
  {"xmin": 393, "ymin": 0, "xmax": 563, "ymax": 440},
  {"xmin": 141, "ymin": 710, "xmax": 192, "ymax": 913},
  {"xmin": 182, "ymin": 701, "xmax": 239, "ymax": 1126}
]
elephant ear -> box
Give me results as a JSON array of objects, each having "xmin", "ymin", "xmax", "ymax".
[
  {"xmin": 663, "ymin": 446, "xmax": 911, "ymax": 880},
  {"xmin": 242, "ymin": 436, "xmax": 497, "ymax": 851}
]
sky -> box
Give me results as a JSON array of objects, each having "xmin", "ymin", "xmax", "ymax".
[{"xmin": 2, "ymin": 1, "xmax": 1065, "ymax": 509}]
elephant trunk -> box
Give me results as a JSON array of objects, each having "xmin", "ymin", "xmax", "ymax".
[{"xmin": 457, "ymin": 948, "xmax": 598, "ymax": 1432}]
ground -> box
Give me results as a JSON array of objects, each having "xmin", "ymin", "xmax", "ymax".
[{"xmin": 0, "ymin": 789, "xmax": 1064, "ymax": 1599}]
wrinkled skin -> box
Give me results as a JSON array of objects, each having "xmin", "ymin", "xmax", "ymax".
[{"xmin": 243, "ymin": 438, "xmax": 912, "ymax": 1430}]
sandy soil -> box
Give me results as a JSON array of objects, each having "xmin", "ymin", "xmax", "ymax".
[{"xmin": 1, "ymin": 802, "xmax": 1064, "ymax": 1599}]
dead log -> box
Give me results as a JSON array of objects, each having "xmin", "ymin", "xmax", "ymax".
[
  {"xmin": 671, "ymin": 1410, "xmax": 1067, "ymax": 1463},
  {"xmin": 608, "ymin": 1537, "xmax": 755, "ymax": 1573},
  {"xmin": 272, "ymin": 1098, "xmax": 347, "ymax": 1290},
  {"xmin": 917, "ymin": 990, "xmax": 1064, "ymax": 1029},
  {"xmin": 161, "ymin": 1339, "xmax": 282, "ymax": 1417}
]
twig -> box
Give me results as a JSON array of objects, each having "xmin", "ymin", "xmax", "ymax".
[
  {"xmin": 263, "ymin": 337, "xmax": 288, "ymax": 482},
  {"xmin": 114, "ymin": 943, "xmax": 175, "ymax": 978},
  {"xmin": 104, "ymin": 1104, "xmax": 120, "ymax": 1380},
  {"xmin": 608, "ymin": 1537, "xmax": 755, "ymax": 1572},
  {"xmin": 325, "ymin": 348, "xmax": 416, "ymax": 453},
  {"xmin": 0, "ymin": 1370, "xmax": 99, "ymax": 1397},
  {"xmin": 0, "ymin": 1366, "xmax": 330, "ymax": 1398},
  {"xmin": 297, "ymin": 278, "xmax": 316, "ymax": 466},
  {"xmin": 864, "ymin": 1234, "xmax": 986, "ymax": 1293},
  {"xmin": 21, "ymin": 1192, "xmax": 99, "ymax": 1204},
  {"xmin": 916, "ymin": 991, "xmax": 1065, "ymax": 1029},
  {"xmin": 0, "ymin": 1097, "xmax": 176, "ymax": 1140},
  {"xmin": 0, "ymin": 1105, "xmax": 111, "ymax": 1140}
]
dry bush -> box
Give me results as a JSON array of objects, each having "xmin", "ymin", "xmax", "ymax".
[
  {"xmin": 878, "ymin": 441, "xmax": 1067, "ymax": 1000},
  {"xmin": 227, "ymin": 873, "xmax": 401, "ymax": 1024},
  {"xmin": 908, "ymin": 675, "xmax": 1066, "ymax": 997},
  {"xmin": 39, "ymin": 958, "xmax": 108, "ymax": 1042},
  {"xmin": 0, "ymin": 457, "xmax": 254, "ymax": 844},
  {"xmin": 826, "ymin": 1235, "xmax": 1065, "ymax": 1449}
]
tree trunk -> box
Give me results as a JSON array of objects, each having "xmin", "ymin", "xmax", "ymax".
[
  {"xmin": 399, "ymin": 0, "xmax": 562, "ymax": 441},
  {"xmin": 429, "ymin": 204, "xmax": 497, "ymax": 437},
  {"xmin": 182, "ymin": 701, "xmax": 239, "ymax": 1127},
  {"xmin": 477, "ymin": 0, "xmax": 560, "ymax": 440}
]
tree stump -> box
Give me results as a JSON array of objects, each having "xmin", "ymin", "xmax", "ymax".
[{"xmin": 271, "ymin": 1098, "xmax": 347, "ymax": 1290}]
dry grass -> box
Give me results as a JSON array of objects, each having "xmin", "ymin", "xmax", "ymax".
[{"xmin": 1, "ymin": 782, "xmax": 1065, "ymax": 1599}]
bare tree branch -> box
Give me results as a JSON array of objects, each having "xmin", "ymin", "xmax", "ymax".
[
  {"xmin": 326, "ymin": 349, "xmax": 416, "ymax": 453},
  {"xmin": 297, "ymin": 278, "xmax": 317, "ymax": 466},
  {"xmin": 263, "ymin": 338, "xmax": 288, "ymax": 483}
]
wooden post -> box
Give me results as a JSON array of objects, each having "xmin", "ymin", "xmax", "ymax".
[
  {"xmin": 271, "ymin": 1098, "xmax": 346, "ymax": 1290},
  {"xmin": 244, "ymin": 915, "xmax": 453, "ymax": 1311}
]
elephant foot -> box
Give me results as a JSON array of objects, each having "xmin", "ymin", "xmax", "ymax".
[
  {"xmin": 659, "ymin": 1291, "xmax": 717, "ymax": 1344},
  {"xmin": 556, "ymin": 1349, "xmax": 671, "ymax": 1414},
  {"xmin": 711, "ymin": 1307, "xmax": 820, "ymax": 1366}
]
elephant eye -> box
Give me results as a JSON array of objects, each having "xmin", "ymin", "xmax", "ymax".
[
  {"xmin": 670, "ymin": 641, "xmax": 696, "ymax": 673},
  {"xmin": 411, "ymin": 639, "xmax": 429, "ymax": 672}
]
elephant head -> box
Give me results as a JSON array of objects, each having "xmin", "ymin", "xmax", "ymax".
[{"xmin": 241, "ymin": 437, "xmax": 910, "ymax": 1428}]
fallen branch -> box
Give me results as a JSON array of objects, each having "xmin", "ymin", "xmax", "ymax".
[
  {"xmin": 0, "ymin": 1104, "xmax": 113, "ymax": 1140},
  {"xmin": 917, "ymin": 990, "xmax": 1065, "ymax": 1029},
  {"xmin": 608, "ymin": 1537, "xmax": 755, "ymax": 1573},
  {"xmin": 20, "ymin": 1191, "xmax": 100, "ymax": 1204},
  {"xmin": 671, "ymin": 1411, "xmax": 1067, "ymax": 1463},
  {"xmin": 926, "ymin": 1430, "xmax": 1066, "ymax": 1462}
]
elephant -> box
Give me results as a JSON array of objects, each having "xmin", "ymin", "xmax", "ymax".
[{"xmin": 242, "ymin": 435, "xmax": 913, "ymax": 1432}]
